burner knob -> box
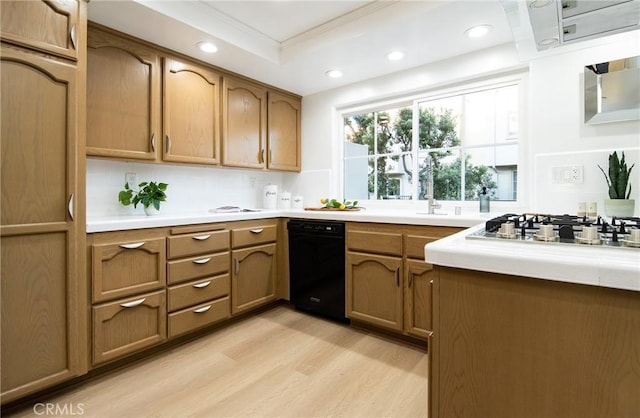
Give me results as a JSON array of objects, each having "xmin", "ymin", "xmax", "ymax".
[{"xmin": 620, "ymin": 222, "xmax": 627, "ymax": 234}]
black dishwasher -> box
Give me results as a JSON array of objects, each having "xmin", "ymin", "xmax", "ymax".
[{"xmin": 288, "ymin": 219, "xmax": 348, "ymax": 323}]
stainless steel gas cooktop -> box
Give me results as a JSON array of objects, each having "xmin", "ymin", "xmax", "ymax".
[{"xmin": 467, "ymin": 213, "xmax": 640, "ymax": 250}]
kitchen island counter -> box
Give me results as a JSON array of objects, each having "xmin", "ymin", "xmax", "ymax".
[
  {"xmin": 425, "ymin": 223, "xmax": 640, "ymax": 292},
  {"xmin": 87, "ymin": 208, "xmax": 486, "ymax": 233}
]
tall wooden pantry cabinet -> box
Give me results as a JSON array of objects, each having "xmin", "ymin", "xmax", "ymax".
[{"xmin": 0, "ymin": 0, "xmax": 88, "ymax": 404}]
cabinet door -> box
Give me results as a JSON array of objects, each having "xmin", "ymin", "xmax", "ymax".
[
  {"xmin": 231, "ymin": 244, "xmax": 277, "ymax": 314},
  {"xmin": 93, "ymin": 290, "xmax": 166, "ymax": 365},
  {"xmin": 267, "ymin": 91, "xmax": 300, "ymax": 172},
  {"xmin": 1, "ymin": 46, "xmax": 83, "ymax": 403},
  {"xmin": 347, "ymin": 252, "xmax": 403, "ymax": 332},
  {"xmin": 92, "ymin": 238, "xmax": 166, "ymax": 302},
  {"xmin": 405, "ymin": 259, "xmax": 434, "ymax": 339},
  {"xmin": 1, "ymin": 0, "xmax": 81, "ymax": 61},
  {"xmin": 164, "ymin": 58, "xmax": 221, "ymax": 165},
  {"xmin": 222, "ymin": 77, "xmax": 267, "ymax": 168},
  {"xmin": 86, "ymin": 28, "xmax": 161, "ymax": 160}
]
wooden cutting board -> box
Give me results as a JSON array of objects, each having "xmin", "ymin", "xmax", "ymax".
[{"xmin": 304, "ymin": 207, "xmax": 361, "ymax": 211}]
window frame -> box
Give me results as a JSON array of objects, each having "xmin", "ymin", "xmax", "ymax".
[{"xmin": 339, "ymin": 72, "xmax": 528, "ymax": 211}]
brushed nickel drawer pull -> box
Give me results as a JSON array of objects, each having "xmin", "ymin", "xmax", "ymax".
[
  {"xmin": 193, "ymin": 305, "xmax": 212, "ymax": 313},
  {"xmin": 234, "ymin": 258, "xmax": 240, "ymax": 275},
  {"xmin": 192, "ymin": 257, "xmax": 211, "ymax": 264},
  {"xmin": 120, "ymin": 298, "xmax": 146, "ymax": 308},
  {"xmin": 192, "ymin": 281, "xmax": 211, "ymax": 289},
  {"xmin": 166, "ymin": 134, "xmax": 171, "ymax": 153},
  {"xmin": 151, "ymin": 133, "xmax": 156, "ymax": 152},
  {"xmin": 120, "ymin": 242, "xmax": 145, "ymax": 249},
  {"xmin": 249, "ymin": 228, "xmax": 264, "ymax": 234},
  {"xmin": 192, "ymin": 234, "xmax": 211, "ymax": 241},
  {"xmin": 68, "ymin": 194, "xmax": 74, "ymax": 220},
  {"xmin": 70, "ymin": 25, "xmax": 77, "ymax": 50}
]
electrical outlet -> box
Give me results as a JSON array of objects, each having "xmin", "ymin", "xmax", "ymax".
[
  {"xmin": 570, "ymin": 165, "xmax": 583, "ymax": 184},
  {"xmin": 125, "ymin": 172, "xmax": 137, "ymax": 187}
]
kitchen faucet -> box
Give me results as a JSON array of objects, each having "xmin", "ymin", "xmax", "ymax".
[{"xmin": 424, "ymin": 154, "xmax": 441, "ymax": 214}]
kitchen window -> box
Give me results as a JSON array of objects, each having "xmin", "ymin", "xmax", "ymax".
[{"xmin": 343, "ymin": 81, "xmax": 520, "ymax": 203}]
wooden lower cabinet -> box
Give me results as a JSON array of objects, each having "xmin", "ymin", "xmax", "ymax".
[
  {"xmin": 168, "ymin": 297, "xmax": 230, "ymax": 338},
  {"xmin": 430, "ymin": 266, "xmax": 640, "ymax": 418},
  {"xmin": 231, "ymin": 243, "xmax": 277, "ymax": 314},
  {"xmin": 346, "ymin": 251, "xmax": 403, "ymax": 332},
  {"xmin": 93, "ymin": 290, "xmax": 166, "ymax": 365},
  {"xmin": 404, "ymin": 260, "xmax": 434, "ymax": 339},
  {"xmin": 92, "ymin": 237, "xmax": 166, "ymax": 302}
]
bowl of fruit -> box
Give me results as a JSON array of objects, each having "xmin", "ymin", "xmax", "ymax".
[{"xmin": 306, "ymin": 198, "xmax": 361, "ymax": 211}]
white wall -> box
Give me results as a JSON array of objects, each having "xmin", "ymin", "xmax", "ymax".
[
  {"xmin": 294, "ymin": 31, "xmax": 640, "ymax": 216},
  {"xmin": 86, "ymin": 159, "xmax": 290, "ymax": 217}
]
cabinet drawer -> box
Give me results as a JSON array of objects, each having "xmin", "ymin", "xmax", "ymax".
[
  {"xmin": 92, "ymin": 290, "xmax": 166, "ymax": 365},
  {"xmin": 347, "ymin": 230, "xmax": 403, "ymax": 256},
  {"xmin": 168, "ymin": 274, "xmax": 230, "ymax": 312},
  {"xmin": 231, "ymin": 225, "xmax": 277, "ymax": 248},
  {"xmin": 405, "ymin": 235, "xmax": 439, "ymax": 260},
  {"xmin": 167, "ymin": 252, "xmax": 229, "ymax": 285},
  {"xmin": 92, "ymin": 237, "xmax": 166, "ymax": 302},
  {"xmin": 167, "ymin": 230, "xmax": 229, "ymax": 259},
  {"xmin": 168, "ymin": 297, "xmax": 230, "ymax": 338}
]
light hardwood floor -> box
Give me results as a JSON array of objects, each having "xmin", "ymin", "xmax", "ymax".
[{"xmin": 8, "ymin": 306, "xmax": 428, "ymax": 418}]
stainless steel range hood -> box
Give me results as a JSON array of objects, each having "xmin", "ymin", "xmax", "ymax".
[{"xmin": 502, "ymin": 0, "xmax": 640, "ymax": 51}]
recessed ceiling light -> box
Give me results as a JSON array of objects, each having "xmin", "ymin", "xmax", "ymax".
[
  {"xmin": 538, "ymin": 37, "xmax": 559, "ymax": 47},
  {"xmin": 197, "ymin": 41, "xmax": 218, "ymax": 53},
  {"xmin": 387, "ymin": 51, "xmax": 404, "ymax": 61},
  {"xmin": 465, "ymin": 24, "xmax": 493, "ymax": 39},
  {"xmin": 528, "ymin": 0, "xmax": 554, "ymax": 8},
  {"xmin": 326, "ymin": 69, "xmax": 343, "ymax": 78}
]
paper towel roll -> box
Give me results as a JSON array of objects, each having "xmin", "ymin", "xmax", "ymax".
[{"xmin": 263, "ymin": 185, "xmax": 278, "ymax": 209}]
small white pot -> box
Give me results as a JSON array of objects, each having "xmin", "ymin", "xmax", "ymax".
[
  {"xmin": 603, "ymin": 199, "xmax": 635, "ymax": 218},
  {"xmin": 144, "ymin": 205, "xmax": 160, "ymax": 216}
]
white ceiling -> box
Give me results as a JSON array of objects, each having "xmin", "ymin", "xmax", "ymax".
[{"xmin": 88, "ymin": 0, "xmax": 516, "ymax": 96}]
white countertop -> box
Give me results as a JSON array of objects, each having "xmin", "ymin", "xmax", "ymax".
[
  {"xmin": 425, "ymin": 224, "xmax": 640, "ymax": 292},
  {"xmin": 86, "ymin": 208, "xmax": 487, "ymax": 233}
]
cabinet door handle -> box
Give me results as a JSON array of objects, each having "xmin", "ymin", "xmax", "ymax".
[
  {"xmin": 234, "ymin": 258, "xmax": 240, "ymax": 275},
  {"xmin": 396, "ymin": 267, "xmax": 400, "ymax": 287},
  {"xmin": 430, "ymin": 279, "xmax": 434, "ymax": 285},
  {"xmin": 120, "ymin": 298, "xmax": 146, "ymax": 308},
  {"xmin": 193, "ymin": 305, "xmax": 212, "ymax": 313},
  {"xmin": 166, "ymin": 134, "xmax": 171, "ymax": 153},
  {"xmin": 68, "ymin": 194, "xmax": 74, "ymax": 220},
  {"xmin": 192, "ymin": 234, "xmax": 211, "ymax": 241},
  {"xmin": 70, "ymin": 24, "xmax": 77, "ymax": 50},
  {"xmin": 192, "ymin": 257, "xmax": 211, "ymax": 264},
  {"xmin": 192, "ymin": 281, "xmax": 211, "ymax": 289},
  {"xmin": 120, "ymin": 242, "xmax": 145, "ymax": 249},
  {"xmin": 151, "ymin": 133, "xmax": 156, "ymax": 152},
  {"xmin": 250, "ymin": 228, "xmax": 264, "ymax": 234},
  {"xmin": 269, "ymin": 149, "xmax": 272, "ymax": 164},
  {"xmin": 260, "ymin": 149, "xmax": 265, "ymax": 164}
]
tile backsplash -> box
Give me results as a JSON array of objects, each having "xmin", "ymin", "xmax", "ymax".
[{"xmin": 86, "ymin": 159, "xmax": 286, "ymax": 217}]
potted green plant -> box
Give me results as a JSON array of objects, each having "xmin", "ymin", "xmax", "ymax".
[
  {"xmin": 598, "ymin": 151, "xmax": 635, "ymax": 217},
  {"xmin": 118, "ymin": 181, "xmax": 168, "ymax": 216}
]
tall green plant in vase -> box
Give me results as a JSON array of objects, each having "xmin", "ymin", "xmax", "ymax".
[{"xmin": 598, "ymin": 151, "xmax": 635, "ymax": 217}]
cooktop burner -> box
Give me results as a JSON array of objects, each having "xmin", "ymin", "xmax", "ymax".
[{"xmin": 467, "ymin": 213, "xmax": 640, "ymax": 249}]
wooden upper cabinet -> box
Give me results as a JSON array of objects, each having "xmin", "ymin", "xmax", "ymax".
[
  {"xmin": 1, "ymin": 0, "xmax": 81, "ymax": 61},
  {"xmin": 163, "ymin": 58, "xmax": 221, "ymax": 165},
  {"xmin": 86, "ymin": 27, "xmax": 161, "ymax": 160},
  {"xmin": 222, "ymin": 77, "xmax": 267, "ymax": 169},
  {"xmin": 267, "ymin": 91, "xmax": 301, "ymax": 172}
]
